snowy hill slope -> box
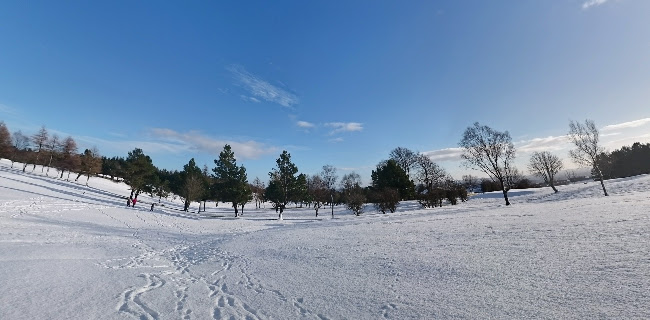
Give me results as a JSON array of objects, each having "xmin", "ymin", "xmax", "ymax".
[{"xmin": 1, "ymin": 158, "xmax": 649, "ymax": 319}]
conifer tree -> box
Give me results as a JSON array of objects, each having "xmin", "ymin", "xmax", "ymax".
[
  {"xmin": 11, "ymin": 130, "xmax": 29, "ymax": 170},
  {"xmin": 212, "ymin": 145, "xmax": 251, "ymax": 217},
  {"xmin": 0, "ymin": 121, "xmax": 12, "ymax": 159},
  {"xmin": 265, "ymin": 150, "xmax": 299, "ymax": 220},
  {"xmin": 123, "ymin": 148, "xmax": 157, "ymax": 198}
]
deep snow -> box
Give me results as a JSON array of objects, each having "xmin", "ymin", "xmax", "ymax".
[{"xmin": 1, "ymin": 158, "xmax": 649, "ymax": 319}]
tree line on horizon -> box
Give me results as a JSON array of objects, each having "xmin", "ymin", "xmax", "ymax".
[
  {"xmin": 0, "ymin": 123, "xmax": 101, "ymax": 183},
  {"xmin": 1, "ymin": 119, "xmax": 649, "ymax": 215}
]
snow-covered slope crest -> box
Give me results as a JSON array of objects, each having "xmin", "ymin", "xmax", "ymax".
[{"xmin": 1, "ymin": 159, "xmax": 649, "ymax": 319}]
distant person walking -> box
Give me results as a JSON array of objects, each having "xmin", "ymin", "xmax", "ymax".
[
  {"xmin": 150, "ymin": 203, "xmax": 155, "ymax": 211},
  {"xmin": 132, "ymin": 198, "xmax": 137, "ymax": 207},
  {"xmin": 126, "ymin": 197, "xmax": 132, "ymax": 207}
]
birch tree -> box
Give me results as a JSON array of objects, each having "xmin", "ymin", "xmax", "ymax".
[
  {"xmin": 459, "ymin": 122, "xmax": 517, "ymax": 205},
  {"xmin": 528, "ymin": 151, "xmax": 563, "ymax": 193},
  {"xmin": 568, "ymin": 119, "xmax": 608, "ymax": 196}
]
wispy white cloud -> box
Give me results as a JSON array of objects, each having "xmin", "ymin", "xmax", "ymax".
[
  {"xmin": 240, "ymin": 95, "xmax": 261, "ymax": 103},
  {"xmin": 0, "ymin": 104, "xmax": 17, "ymax": 115},
  {"xmin": 297, "ymin": 121, "xmax": 315, "ymax": 128},
  {"xmin": 582, "ymin": 0, "xmax": 608, "ymax": 9},
  {"xmin": 422, "ymin": 135, "xmax": 571, "ymax": 163},
  {"xmin": 421, "ymin": 147, "xmax": 464, "ymax": 162},
  {"xmin": 78, "ymin": 128, "xmax": 277, "ymax": 160},
  {"xmin": 228, "ymin": 65, "xmax": 299, "ymax": 107},
  {"xmin": 325, "ymin": 122, "xmax": 363, "ymax": 135},
  {"xmin": 328, "ymin": 137, "xmax": 344, "ymax": 143},
  {"xmin": 149, "ymin": 128, "xmax": 278, "ymax": 160},
  {"xmin": 602, "ymin": 118, "xmax": 650, "ymax": 131},
  {"xmin": 75, "ymin": 135, "xmax": 185, "ymax": 155},
  {"xmin": 515, "ymin": 135, "xmax": 571, "ymax": 153}
]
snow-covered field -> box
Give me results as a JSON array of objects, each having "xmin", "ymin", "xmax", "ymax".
[{"xmin": 1, "ymin": 158, "xmax": 649, "ymax": 319}]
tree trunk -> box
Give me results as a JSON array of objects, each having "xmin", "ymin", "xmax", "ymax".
[
  {"xmin": 595, "ymin": 167, "xmax": 608, "ymax": 196},
  {"xmin": 500, "ymin": 180, "xmax": 511, "ymax": 205},
  {"xmin": 240, "ymin": 204, "xmax": 244, "ymax": 216},
  {"xmin": 60, "ymin": 170, "xmax": 65, "ymax": 179},
  {"xmin": 550, "ymin": 184, "xmax": 558, "ymax": 193},
  {"xmin": 234, "ymin": 203, "xmax": 239, "ymax": 217},
  {"xmin": 331, "ymin": 194, "xmax": 334, "ymax": 218},
  {"xmin": 46, "ymin": 154, "xmax": 54, "ymax": 175}
]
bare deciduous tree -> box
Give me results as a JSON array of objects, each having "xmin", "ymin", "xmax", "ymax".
[
  {"xmin": 459, "ymin": 122, "xmax": 517, "ymax": 205},
  {"xmin": 340, "ymin": 172, "xmax": 365, "ymax": 215},
  {"xmin": 251, "ymin": 177, "xmax": 266, "ymax": 209},
  {"xmin": 414, "ymin": 154, "xmax": 447, "ymax": 191},
  {"xmin": 59, "ymin": 136, "xmax": 79, "ymax": 180},
  {"xmin": 307, "ymin": 174, "xmax": 328, "ymax": 217},
  {"xmin": 76, "ymin": 147, "xmax": 102, "ymax": 185},
  {"xmin": 45, "ymin": 134, "xmax": 61, "ymax": 176},
  {"xmin": 389, "ymin": 147, "xmax": 418, "ymax": 177},
  {"xmin": 321, "ymin": 165, "xmax": 338, "ymax": 216},
  {"xmin": 568, "ymin": 119, "xmax": 608, "ymax": 196},
  {"xmin": 462, "ymin": 174, "xmax": 479, "ymax": 191},
  {"xmin": 31, "ymin": 126, "xmax": 49, "ymax": 172},
  {"xmin": 528, "ymin": 151, "xmax": 563, "ymax": 193}
]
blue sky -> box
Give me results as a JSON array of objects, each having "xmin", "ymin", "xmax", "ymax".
[{"xmin": 1, "ymin": 0, "xmax": 649, "ymax": 184}]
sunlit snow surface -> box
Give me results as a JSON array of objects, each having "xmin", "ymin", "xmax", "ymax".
[{"xmin": 1, "ymin": 159, "xmax": 649, "ymax": 319}]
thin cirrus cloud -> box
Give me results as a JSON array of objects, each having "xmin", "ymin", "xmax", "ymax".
[
  {"xmin": 582, "ymin": 0, "xmax": 608, "ymax": 9},
  {"xmin": 149, "ymin": 128, "xmax": 278, "ymax": 160},
  {"xmin": 601, "ymin": 118, "xmax": 650, "ymax": 131},
  {"xmin": 240, "ymin": 95, "xmax": 261, "ymax": 103},
  {"xmin": 228, "ymin": 65, "xmax": 299, "ymax": 108},
  {"xmin": 325, "ymin": 122, "xmax": 363, "ymax": 135}
]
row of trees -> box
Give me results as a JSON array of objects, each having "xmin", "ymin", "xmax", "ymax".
[
  {"xmin": 2, "ymin": 118, "xmax": 635, "ymax": 215},
  {"xmin": 596, "ymin": 142, "xmax": 650, "ymax": 179},
  {"xmin": 458, "ymin": 119, "xmax": 610, "ymax": 206},
  {"xmin": 0, "ymin": 122, "xmax": 102, "ymax": 183}
]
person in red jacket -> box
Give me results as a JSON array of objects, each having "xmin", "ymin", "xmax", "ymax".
[{"xmin": 132, "ymin": 197, "xmax": 137, "ymax": 207}]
